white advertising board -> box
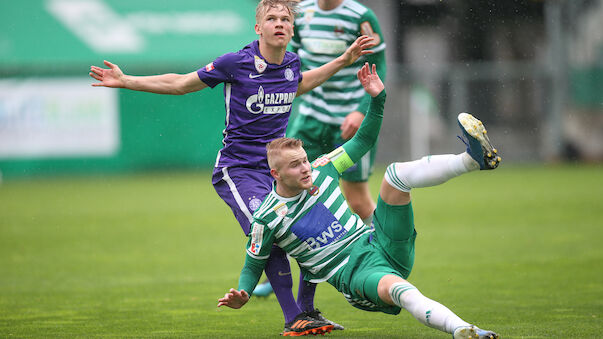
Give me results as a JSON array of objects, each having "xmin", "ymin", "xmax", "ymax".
[{"xmin": 0, "ymin": 78, "xmax": 119, "ymax": 158}]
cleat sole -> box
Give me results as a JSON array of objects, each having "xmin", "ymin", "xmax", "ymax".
[
  {"xmin": 458, "ymin": 113, "xmax": 501, "ymax": 170},
  {"xmin": 282, "ymin": 325, "xmax": 334, "ymax": 337},
  {"xmin": 453, "ymin": 325, "xmax": 500, "ymax": 339}
]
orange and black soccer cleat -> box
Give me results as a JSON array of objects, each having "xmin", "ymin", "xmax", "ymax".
[
  {"xmin": 306, "ymin": 309, "xmax": 344, "ymax": 331},
  {"xmin": 281, "ymin": 312, "xmax": 334, "ymax": 336}
]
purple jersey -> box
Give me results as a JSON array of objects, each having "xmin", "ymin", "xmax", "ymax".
[{"xmin": 197, "ymin": 40, "xmax": 303, "ymax": 170}]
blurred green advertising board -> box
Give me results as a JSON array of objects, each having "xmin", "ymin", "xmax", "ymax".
[
  {"xmin": 0, "ymin": 0, "xmax": 258, "ymax": 72},
  {"xmin": 0, "ymin": 0, "xmax": 260, "ymax": 179}
]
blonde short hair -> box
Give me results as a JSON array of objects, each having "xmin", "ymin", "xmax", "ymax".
[
  {"xmin": 255, "ymin": 0, "xmax": 299, "ymax": 23},
  {"xmin": 266, "ymin": 137, "xmax": 304, "ymax": 170}
]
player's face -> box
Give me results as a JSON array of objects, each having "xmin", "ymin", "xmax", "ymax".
[
  {"xmin": 255, "ymin": 5, "xmax": 294, "ymax": 49},
  {"xmin": 273, "ymin": 147, "xmax": 312, "ymax": 197}
]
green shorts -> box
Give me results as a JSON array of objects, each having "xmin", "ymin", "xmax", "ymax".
[
  {"xmin": 288, "ymin": 114, "xmax": 377, "ymax": 182},
  {"xmin": 327, "ymin": 197, "xmax": 416, "ymax": 315}
]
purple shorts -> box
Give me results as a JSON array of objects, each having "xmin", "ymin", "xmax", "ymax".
[{"xmin": 212, "ymin": 166, "xmax": 274, "ymax": 235}]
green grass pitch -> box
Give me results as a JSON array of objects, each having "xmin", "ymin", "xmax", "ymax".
[{"xmin": 1, "ymin": 165, "xmax": 602, "ymax": 338}]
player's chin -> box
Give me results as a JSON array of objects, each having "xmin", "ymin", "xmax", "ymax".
[
  {"xmin": 299, "ymin": 177, "xmax": 313, "ymax": 189},
  {"xmin": 273, "ymin": 35, "xmax": 291, "ymax": 44}
]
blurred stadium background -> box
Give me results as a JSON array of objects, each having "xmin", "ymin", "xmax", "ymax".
[
  {"xmin": 1, "ymin": 0, "xmax": 602, "ymax": 180},
  {"xmin": 1, "ymin": 1, "xmax": 602, "ymax": 338}
]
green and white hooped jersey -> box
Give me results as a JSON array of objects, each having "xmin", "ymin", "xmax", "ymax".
[
  {"xmin": 291, "ymin": 0, "xmax": 386, "ymax": 125},
  {"xmin": 246, "ymin": 150, "xmax": 371, "ymax": 283}
]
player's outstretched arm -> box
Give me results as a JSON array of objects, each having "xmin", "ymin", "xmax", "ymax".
[
  {"xmin": 332, "ymin": 63, "xmax": 385, "ymax": 173},
  {"xmin": 217, "ymin": 288, "xmax": 250, "ymax": 309},
  {"xmin": 89, "ymin": 60, "xmax": 208, "ymax": 95},
  {"xmin": 297, "ymin": 35, "xmax": 375, "ymax": 96}
]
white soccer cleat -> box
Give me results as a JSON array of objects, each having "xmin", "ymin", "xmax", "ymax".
[{"xmin": 453, "ymin": 325, "xmax": 499, "ymax": 339}]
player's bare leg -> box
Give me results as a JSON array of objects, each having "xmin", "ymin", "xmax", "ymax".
[{"xmin": 341, "ymin": 180, "xmax": 375, "ymax": 224}]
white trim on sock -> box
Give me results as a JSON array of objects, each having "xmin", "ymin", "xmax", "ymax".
[
  {"xmin": 385, "ymin": 163, "xmax": 411, "ymax": 192},
  {"xmin": 389, "ymin": 282, "xmax": 470, "ymax": 334}
]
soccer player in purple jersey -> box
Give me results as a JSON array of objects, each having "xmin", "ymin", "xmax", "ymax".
[{"xmin": 89, "ymin": 0, "xmax": 375, "ymax": 335}]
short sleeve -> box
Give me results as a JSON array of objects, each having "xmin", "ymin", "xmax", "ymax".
[
  {"xmin": 360, "ymin": 8, "xmax": 385, "ymax": 51},
  {"xmin": 196, "ymin": 52, "xmax": 239, "ymax": 88}
]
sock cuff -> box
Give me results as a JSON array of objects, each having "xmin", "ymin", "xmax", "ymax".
[
  {"xmin": 389, "ymin": 282, "xmax": 418, "ymax": 308},
  {"xmin": 385, "ymin": 163, "xmax": 411, "ymax": 192}
]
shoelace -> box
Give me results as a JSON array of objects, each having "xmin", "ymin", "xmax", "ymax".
[{"xmin": 457, "ymin": 135, "xmax": 469, "ymax": 147}]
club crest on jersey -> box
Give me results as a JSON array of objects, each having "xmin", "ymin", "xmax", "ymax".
[
  {"xmin": 205, "ymin": 62, "xmax": 215, "ymax": 71},
  {"xmin": 308, "ymin": 185, "xmax": 319, "ymax": 196},
  {"xmin": 312, "ymin": 156, "xmax": 330, "ymax": 168},
  {"xmin": 254, "ymin": 55, "xmax": 267, "ymax": 73},
  {"xmin": 333, "ymin": 25, "xmax": 345, "ymax": 36},
  {"xmin": 360, "ymin": 21, "xmax": 381, "ymax": 45},
  {"xmin": 274, "ymin": 202, "xmax": 288, "ymax": 217},
  {"xmin": 285, "ymin": 68, "xmax": 294, "ymax": 81},
  {"xmin": 303, "ymin": 9, "xmax": 315, "ymax": 24},
  {"xmin": 249, "ymin": 222, "xmax": 263, "ymax": 255},
  {"xmin": 248, "ymin": 196, "xmax": 262, "ymax": 211}
]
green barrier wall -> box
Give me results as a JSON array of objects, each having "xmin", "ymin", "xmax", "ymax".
[
  {"xmin": 0, "ymin": 0, "xmax": 258, "ymax": 180},
  {"xmin": 0, "ymin": 87, "xmax": 227, "ymax": 179}
]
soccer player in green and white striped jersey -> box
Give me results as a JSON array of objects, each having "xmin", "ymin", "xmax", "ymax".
[
  {"xmin": 288, "ymin": 0, "xmax": 387, "ymax": 224},
  {"xmin": 219, "ymin": 63, "xmax": 500, "ymax": 339}
]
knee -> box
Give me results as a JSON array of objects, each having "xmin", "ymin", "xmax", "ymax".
[
  {"xmin": 380, "ymin": 178, "xmax": 411, "ymax": 206},
  {"xmin": 342, "ymin": 183, "xmax": 376, "ymax": 217},
  {"xmin": 348, "ymin": 195, "xmax": 374, "ymax": 216}
]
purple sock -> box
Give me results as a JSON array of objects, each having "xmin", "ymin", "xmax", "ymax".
[
  {"xmin": 296, "ymin": 270, "xmax": 317, "ymax": 312},
  {"xmin": 265, "ymin": 245, "xmax": 302, "ymax": 323}
]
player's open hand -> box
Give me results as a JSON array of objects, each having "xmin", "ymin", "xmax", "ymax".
[
  {"xmin": 217, "ymin": 288, "xmax": 249, "ymax": 309},
  {"xmin": 89, "ymin": 60, "xmax": 126, "ymax": 88},
  {"xmin": 342, "ymin": 35, "xmax": 375, "ymax": 66},
  {"xmin": 357, "ymin": 63, "xmax": 384, "ymax": 97}
]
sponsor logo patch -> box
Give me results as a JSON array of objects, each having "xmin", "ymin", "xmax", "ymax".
[
  {"xmin": 290, "ymin": 203, "xmax": 348, "ymax": 250},
  {"xmin": 205, "ymin": 62, "xmax": 215, "ymax": 71},
  {"xmin": 249, "ymin": 222, "xmax": 264, "ymax": 255},
  {"xmin": 312, "ymin": 156, "xmax": 331, "ymax": 168},
  {"xmin": 246, "ymin": 86, "xmax": 296, "ymax": 115}
]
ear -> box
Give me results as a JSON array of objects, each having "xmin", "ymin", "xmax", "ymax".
[
  {"xmin": 254, "ymin": 23, "xmax": 261, "ymax": 35},
  {"xmin": 270, "ymin": 168, "xmax": 279, "ymax": 181}
]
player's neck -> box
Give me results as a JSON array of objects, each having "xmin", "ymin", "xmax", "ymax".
[
  {"xmin": 275, "ymin": 182, "xmax": 303, "ymax": 198},
  {"xmin": 258, "ymin": 40, "xmax": 286, "ymax": 65},
  {"xmin": 318, "ymin": 0, "xmax": 344, "ymax": 11}
]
